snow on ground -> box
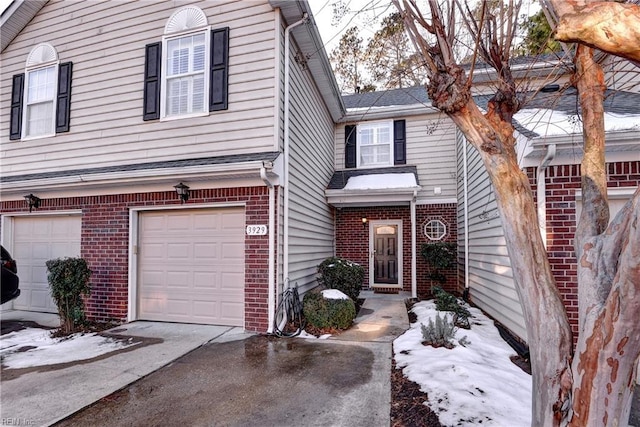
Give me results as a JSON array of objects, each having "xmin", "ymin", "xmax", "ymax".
[
  {"xmin": 0, "ymin": 328, "xmax": 138, "ymax": 369},
  {"xmin": 394, "ymin": 300, "xmax": 532, "ymax": 427}
]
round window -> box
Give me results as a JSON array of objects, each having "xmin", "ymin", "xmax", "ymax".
[{"xmin": 424, "ymin": 219, "xmax": 446, "ymax": 241}]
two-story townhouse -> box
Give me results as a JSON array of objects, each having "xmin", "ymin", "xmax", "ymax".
[
  {"xmin": 327, "ymin": 87, "xmax": 459, "ymax": 298},
  {"xmin": 0, "ymin": 0, "xmax": 343, "ymax": 333}
]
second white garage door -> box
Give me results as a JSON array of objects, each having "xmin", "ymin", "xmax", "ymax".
[
  {"xmin": 11, "ymin": 215, "xmax": 82, "ymax": 313},
  {"xmin": 137, "ymin": 208, "xmax": 245, "ymax": 326}
]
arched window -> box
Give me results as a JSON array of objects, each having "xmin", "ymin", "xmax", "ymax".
[
  {"xmin": 10, "ymin": 43, "xmax": 72, "ymax": 140},
  {"xmin": 143, "ymin": 5, "xmax": 229, "ymax": 121}
]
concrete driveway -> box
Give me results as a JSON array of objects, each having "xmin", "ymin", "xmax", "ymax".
[{"xmin": 1, "ymin": 292, "xmax": 409, "ymax": 427}]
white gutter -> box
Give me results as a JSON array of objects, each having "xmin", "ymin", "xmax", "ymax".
[
  {"xmin": 0, "ymin": 160, "xmax": 278, "ymax": 193},
  {"xmin": 260, "ymin": 165, "xmax": 277, "ymax": 334},
  {"xmin": 462, "ymin": 136, "xmax": 469, "ymax": 289},
  {"xmin": 282, "ymin": 12, "xmax": 308, "ymax": 290},
  {"xmin": 536, "ymin": 144, "xmax": 556, "ymax": 249},
  {"xmin": 410, "ymin": 190, "xmax": 417, "ymax": 299}
]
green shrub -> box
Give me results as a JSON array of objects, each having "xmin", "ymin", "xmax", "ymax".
[
  {"xmin": 46, "ymin": 257, "xmax": 92, "ymax": 335},
  {"xmin": 303, "ymin": 291, "xmax": 356, "ymax": 330},
  {"xmin": 421, "ymin": 242, "xmax": 456, "ymax": 286},
  {"xmin": 317, "ymin": 256, "xmax": 364, "ymax": 302},
  {"xmin": 433, "ymin": 286, "xmax": 471, "ymax": 329},
  {"xmin": 420, "ymin": 312, "xmax": 469, "ymax": 349}
]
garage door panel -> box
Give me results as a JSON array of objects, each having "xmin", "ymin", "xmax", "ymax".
[
  {"xmin": 138, "ymin": 208, "xmax": 245, "ymax": 326},
  {"xmin": 11, "ymin": 216, "xmax": 81, "ymax": 313}
]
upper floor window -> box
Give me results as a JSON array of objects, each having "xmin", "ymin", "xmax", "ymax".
[
  {"xmin": 143, "ymin": 6, "xmax": 229, "ymax": 121},
  {"xmin": 9, "ymin": 43, "xmax": 73, "ymax": 140},
  {"xmin": 357, "ymin": 121, "xmax": 393, "ymax": 167},
  {"xmin": 344, "ymin": 120, "xmax": 406, "ymax": 169}
]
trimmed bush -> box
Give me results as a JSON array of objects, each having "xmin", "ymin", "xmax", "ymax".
[
  {"xmin": 46, "ymin": 257, "xmax": 92, "ymax": 335},
  {"xmin": 317, "ymin": 256, "xmax": 364, "ymax": 302},
  {"xmin": 303, "ymin": 291, "xmax": 356, "ymax": 330},
  {"xmin": 433, "ymin": 286, "xmax": 471, "ymax": 329},
  {"xmin": 421, "ymin": 242, "xmax": 456, "ymax": 287}
]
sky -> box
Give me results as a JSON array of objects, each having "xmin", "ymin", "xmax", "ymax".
[{"xmin": 1, "ymin": 297, "xmax": 533, "ymax": 426}]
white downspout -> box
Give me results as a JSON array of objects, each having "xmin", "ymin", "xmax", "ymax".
[
  {"xmin": 261, "ymin": 166, "xmax": 276, "ymax": 334},
  {"xmin": 536, "ymin": 144, "xmax": 556, "ymax": 249},
  {"xmin": 411, "ymin": 190, "xmax": 417, "ymax": 299},
  {"xmin": 283, "ymin": 13, "xmax": 308, "ymax": 290},
  {"xmin": 462, "ymin": 137, "xmax": 469, "ymax": 289}
]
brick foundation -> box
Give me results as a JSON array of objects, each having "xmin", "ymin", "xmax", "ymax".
[{"xmin": 0, "ymin": 186, "xmax": 274, "ymax": 332}]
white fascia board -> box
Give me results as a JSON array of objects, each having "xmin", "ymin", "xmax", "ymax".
[
  {"xmin": 1, "ymin": 160, "xmax": 281, "ymax": 195},
  {"xmin": 326, "ymin": 186, "xmax": 421, "ymax": 207},
  {"xmin": 341, "ymin": 104, "xmax": 438, "ymax": 122},
  {"xmin": 520, "ymin": 130, "xmax": 640, "ymax": 168}
]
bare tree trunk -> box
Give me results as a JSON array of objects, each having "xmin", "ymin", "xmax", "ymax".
[
  {"xmin": 448, "ymin": 99, "xmax": 574, "ymax": 426},
  {"xmin": 567, "ymin": 43, "xmax": 640, "ymax": 427}
]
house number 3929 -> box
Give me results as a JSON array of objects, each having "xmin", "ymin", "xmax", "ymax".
[{"xmin": 246, "ymin": 225, "xmax": 268, "ymax": 236}]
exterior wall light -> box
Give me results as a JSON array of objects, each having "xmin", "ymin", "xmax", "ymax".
[
  {"xmin": 24, "ymin": 194, "xmax": 41, "ymax": 212},
  {"xmin": 362, "ymin": 217, "xmax": 368, "ymax": 229},
  {"xmin": 174, "ymin": 182, "xmax": 190, "ymax": 203}
]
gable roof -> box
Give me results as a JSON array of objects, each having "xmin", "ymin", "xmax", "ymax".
[
  {"xmin": 269, "ymin": 0, "xmax": 345, "ymax": 121},
  {"xmin": 0, "ymin": 0, "xmax": 47, "ymax": 52}
]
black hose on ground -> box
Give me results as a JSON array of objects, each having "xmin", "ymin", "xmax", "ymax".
[{"xmin": 273, "ymin": 285, "xmax": 305, "ymax": 337}]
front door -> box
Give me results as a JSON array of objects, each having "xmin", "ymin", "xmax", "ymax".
[{"xmin": 370, "ymin": 221, "xmax": 402, "ymax": 288}]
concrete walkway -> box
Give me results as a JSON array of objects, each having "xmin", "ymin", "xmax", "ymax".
[{"xmin": 1, "ymin": 292, "xmax": 411, "ymax": 427}]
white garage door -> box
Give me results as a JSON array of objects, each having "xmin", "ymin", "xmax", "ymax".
[
  {"xmin": 138, "ymin": 208, "xmax": 245, "ymax": 326},
  {"xmin": 11, "ymin": 215, "xmax": 82, "ymax": 313}
]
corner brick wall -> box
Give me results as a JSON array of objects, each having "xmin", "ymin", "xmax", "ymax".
[
  {"xmin": 335, "ymin": 203, "xmax": 457, "ymax": 297},
  {"xmin": 0, "ymin": 186, "xmax": 273, "ymax": 332},
  {"xmin": 529, "ymin": 161, "xmax": 640, "ymax": 340}
]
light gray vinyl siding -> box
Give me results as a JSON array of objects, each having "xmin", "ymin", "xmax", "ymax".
[
  {"xmin": 334, "ymin": 113, "xmax": 457, "ymax": 201},
  {"xmin": 1, "ymin": 0, "xmax": 278, "ymax": 177},
  {"xmin": 456, "ymin": 130, "xmax": 527, "ymax": 342},
  {"xmin": 285, "ymin": 28, "xmax": 335, "ymax": 295}
]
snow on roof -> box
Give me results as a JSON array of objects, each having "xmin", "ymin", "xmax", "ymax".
[
  {"xmin": 514, "ymin": 108, "xmax": 640, "ymax": 136},
  {"xmin": 343, "ymin": 173, "xmax": 418, "ymax": 190}
]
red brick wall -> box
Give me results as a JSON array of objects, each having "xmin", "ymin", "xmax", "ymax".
[
  {"xmin": 335, "ymin": 203, "xmax": 457, "ymax": 297},
  {"xmin": 416, "ymin": 204, "xmax": 458, "ymax": 297},
  {"xmin": 0, "ymin": 186, "xmax": 273, "ymax": 332},
  {"xmin": 530, "ymin": 161, "xmax": 640, "ymax": 339}
]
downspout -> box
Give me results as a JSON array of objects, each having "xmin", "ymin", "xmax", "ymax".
[
  {"xmin": 536, "ymin": 144, "xmax": 556, "ymax": 249},
  {"xmin": 462, "ymin": 136, "xmax": 469, "ymax": 289},
  {"xmin": 411, "ymin": 190, "xmax": 417, "ymax": 299},
  {"xmin": 283, "ymin": 13, "xmax": 309, "ymax": 290},
  {"xmin": 260, "ymin": 165, "xmax": 276, "ymax": 334}
]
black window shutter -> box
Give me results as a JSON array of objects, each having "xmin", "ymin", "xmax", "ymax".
[
  {"xmin": 210, "ymin": 27, "xmax": 229, "ymax": 112},
  {"xmin": 345, "ymin": 125, "xmax": 357, "ymax": 168},
  {"xmin": 143, "ymin": 42, "xmax": 162, "ymax": 120},
  {"xmin": 55, "ymin": 62, "xmax": 73, "ymax": 133},
  {"xmin": 10, "ymin": 74, "xmax": 25, "ymax": 140},
  {"xmin": 393, "ymin": 120, "xmax": 406, "ymax": 165}
]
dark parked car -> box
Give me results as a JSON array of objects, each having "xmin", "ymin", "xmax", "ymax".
[{"xmin": 1, "ymin": 245, "xmax": 20, "ymax": 304}]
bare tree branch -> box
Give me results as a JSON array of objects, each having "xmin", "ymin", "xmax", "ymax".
[{"xmin": 553, "ymin": 2, "xmax": 640, "ymax": 63}]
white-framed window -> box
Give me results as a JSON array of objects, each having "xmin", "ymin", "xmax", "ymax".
[
  {"xmin": 424, "ymin": 219, "xmax": 447, "ymax": 241},
  {"xmin": 163, "ymin": 31, "xmax": 209, "ymax": 118},
  {"xmin": 357, "ymin": 121, "xmax": 394, "ymax": 167},
  {"xmin": 160, "ymin": 6, "xmax": 211, "ymax": 120},
  {"xmin": 22, "ymin": 44, "xmax": 59, "ymax": 139}
]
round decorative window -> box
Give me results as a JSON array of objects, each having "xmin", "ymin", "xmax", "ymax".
[{"xmin": 424, "ymin": 219, "xmax": 447, "ymax": 241}]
